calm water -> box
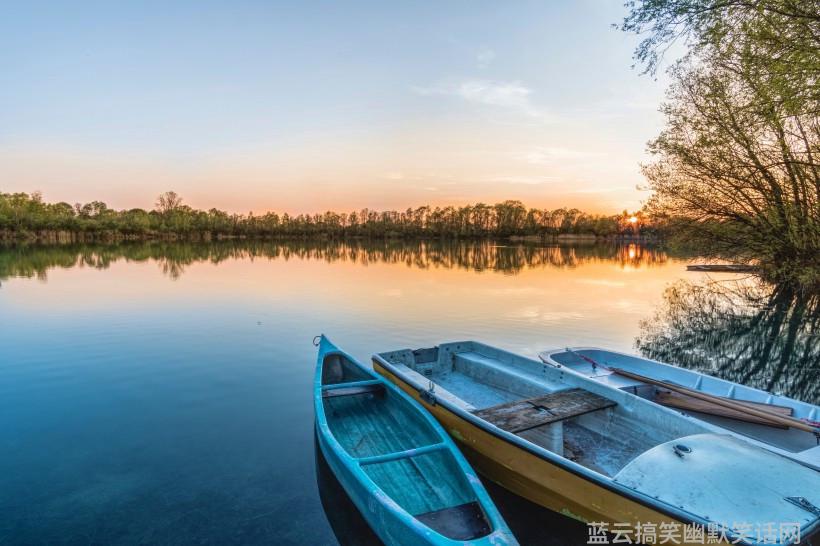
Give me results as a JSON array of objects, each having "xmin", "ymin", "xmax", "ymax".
[{"xmin": 1, "ymin": 240, "xmax": 817, "ymax": 545}]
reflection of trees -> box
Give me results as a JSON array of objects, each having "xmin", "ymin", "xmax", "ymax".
[
  {"xmin": 0, "ymin": 240, "xmax": 671, "ymax": 283},
  {"xmin": 636, "ymin": 280, "xmax": 820, "ymax": 405}
]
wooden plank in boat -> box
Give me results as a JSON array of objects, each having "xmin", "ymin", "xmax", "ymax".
[
  {"xmin": 473, "ymin": 388, "xmax": 616, "ymax": 433},
  {"xmin": 655, "ymin": 390, "xmax": 790, "ymax": 428},
  {"xmin": 322, "ymin": 384, "xmax": 385, "ymax": 398}
]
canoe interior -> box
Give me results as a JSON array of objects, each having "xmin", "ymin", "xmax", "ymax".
[
  {"xmin": 324, "ymin": 393, "xmax": 439, "ymax": 457},
  {"xmin": 361, "ymin": 450, "xmax": 476, "ymax": 517},
  {"xmin": 322, "ymin": 352, "xmax": 373, "ymax": 385},
  {"xmin": 320, "ymin": 351, "xmax": 492, "ymax": 540},
  {"xmin": 549, "ymin": 349, "xmax": 820, "ymax": 455},
  {"xmin": 379, "ymin": 344, "xmax": 707, "ymax": 477}
]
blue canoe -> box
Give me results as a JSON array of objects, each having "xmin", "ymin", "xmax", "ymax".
[{"xmin": 314, "ymin": 335, "xmax": 517, "ymax": 546}]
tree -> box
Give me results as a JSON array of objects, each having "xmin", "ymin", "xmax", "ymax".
[
  {"xmin": 0, "ymin": 191, "xmax": 639, "ymax": 241},
  {"xmin": 155, "ymin": 191, "xmax": 183, "ymax": 215},
  {"xmin": 494, "ymin": 200, "xmax": 527, "ymax": 235},
  {"xmin": 643, "ymin": 61, "xmax": 820, "ymax": 267},
  {"xmin": 621, "ymin": 1, "xmax": 820, "ymax": 103},
  {"xmin": 622, "ymin": 0, "xmax": 820, "ymax": 279}
]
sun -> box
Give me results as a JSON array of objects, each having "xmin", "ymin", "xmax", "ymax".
[{"xmin": 628, "ymin": 215, "xmax": 638, "ymax": 224}]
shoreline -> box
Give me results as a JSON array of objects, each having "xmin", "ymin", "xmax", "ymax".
[{"xmin": 0, "ymin": 229, "xmax": 657, "ymax": 245}]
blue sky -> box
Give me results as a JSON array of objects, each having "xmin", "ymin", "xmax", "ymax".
[{"xmin": 0, "ymin": 1, "xmax": 670, "ymax": 213}]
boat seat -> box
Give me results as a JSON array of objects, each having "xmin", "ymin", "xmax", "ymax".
[
  {"xmin": 454, "ymin": 352, "xmax": 568, "ymax": 395},
  {"xmin": 322, "ymin": 383, "xmax": 385, "ymax": 399},
  {"xmin": 416, "ymin": 501, "xmax": 491, "ymax": 541},
  {"xmin": 473, "ymin": 388, "xmax": 617, "ymax": 433}
]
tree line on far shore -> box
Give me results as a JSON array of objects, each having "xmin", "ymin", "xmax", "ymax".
[{"xmin": 0, "ymin": 191, "xmax": 650, "ymax": 240}]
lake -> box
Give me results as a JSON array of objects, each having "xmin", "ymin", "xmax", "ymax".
[{"xmin": 1, "ymin": 240, "xmax": 817, "ymax": 545}]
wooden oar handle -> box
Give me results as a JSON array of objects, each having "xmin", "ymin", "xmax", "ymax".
[{"xmin": 609, "ymin": 367, "xmax": 820, "ymax": 435}]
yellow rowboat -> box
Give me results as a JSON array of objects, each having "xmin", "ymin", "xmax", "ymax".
[{"xmin": 373, "ymin": 342, "xmax": 820, "ymax": 546}]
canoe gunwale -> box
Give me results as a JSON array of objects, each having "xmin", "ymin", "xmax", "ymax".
[
  {"xmin": 314, "ymin": 335, "xmax": 516, "ymax": 545},
  {"xmin": 370, "ymin": 352, "xmax": 818, "ymax": 546}
]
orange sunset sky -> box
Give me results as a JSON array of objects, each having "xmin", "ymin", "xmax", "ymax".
[{"xmin": 1, "ymin": 2, "xmax": 671, "ymax": 215}]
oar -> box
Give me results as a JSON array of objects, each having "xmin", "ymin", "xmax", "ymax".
[
  {"xmin": 608, "ymin": 366, "xmax": 820, "ymax": 436},
  {"xmin": 565, "ymin": 347, "xmax": 610, "ymax": 371}
]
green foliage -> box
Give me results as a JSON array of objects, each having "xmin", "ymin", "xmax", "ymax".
[
  {"xmin": 622, "ymin": 0, "xmax": 820, "ymax": 280},
  {"xmin": 621, "ymin": 0, "xmax": 820, "ymax": 100},
  {"xmin": 0, "ymin": 191, "xmax": 645, "ymax": 240}
]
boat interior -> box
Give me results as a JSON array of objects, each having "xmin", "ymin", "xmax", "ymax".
[
  {"xmin": 374, "ymin": 343, "xmax": 820, "ymax": 539},
  {"xmin": 320, "ymin": 352, "xmax": 493, "ymax": 540},
  {"xmin": 547, "ymin": 349, "xmax": 820, "ymax": 456},
  {"xmin": 376, "ymin": 342, "xmax": 712, "ymax": 477}
]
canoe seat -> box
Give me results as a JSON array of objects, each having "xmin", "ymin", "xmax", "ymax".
[
  {"xmin": 322, "ymin": 383, "xmax": 385, "ymax": 399},
  {"xmin": 473, "ymin": 388, "xmax": 616, "ymax": 433},
  {"xmin": 415, "ymin": 501, "xmax": 491, "ymax": 541}
]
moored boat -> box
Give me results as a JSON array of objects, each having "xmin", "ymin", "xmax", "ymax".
[
  {"xmin": 539, "ymin": 347, "xmax": 820, "ymax": 471},
  {"xmin": 314, "ymin": 335, "xmax": 517, "ymax": 546},
  {"xmin": 373, "ymin": 341, "xmax": 820, "ymax": 545}
]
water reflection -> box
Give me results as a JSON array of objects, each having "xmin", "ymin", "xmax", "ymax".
[
  {"xmin": 636, "ymin": 279, "xmax": 820, "ymax": 405},
  {"xmin": 0, "ymin": 240, "xmax": 670, "ymax": 283},
  {"xmin": 314, "ymin": 436, "xmax": 382, "ymax": 546},
  {"xmin": 5, "ymin": 239, "xmax": 815, "ymax": 544}
]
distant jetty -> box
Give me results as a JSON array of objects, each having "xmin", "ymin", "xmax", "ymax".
[{"xmin": 687, "ymin": 264, "xmax": 758, "ymax": 272}]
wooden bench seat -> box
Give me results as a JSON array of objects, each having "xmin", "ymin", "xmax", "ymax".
[
  {"xmin": 322, "ymin": 383, "xmax": 385, "ymax": 399},
  {"xmin": 473, "ymin": 388, "xmax": 616, "ymax": 433}
]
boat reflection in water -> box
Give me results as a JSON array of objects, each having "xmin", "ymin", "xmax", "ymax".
[
  {"xmin": 637, "ymin": 278, "xmax": 820, "ymax": 405},
  {"xmin": 314, "ymin": 435, "xmax": 382, "ymax": 546}
]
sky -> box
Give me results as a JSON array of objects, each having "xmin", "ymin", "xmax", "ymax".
[{"xmin": 0, "ymin": 1, "xmax": 670, "ymax": 215}]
